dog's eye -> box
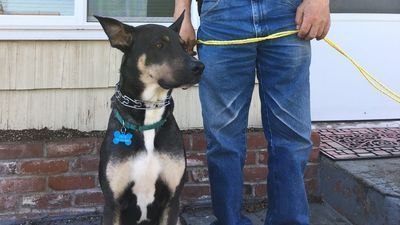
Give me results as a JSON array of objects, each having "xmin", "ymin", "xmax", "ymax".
[{"xmin": 155, "ymin": 42, "xmax": 164, "ymax": 49}]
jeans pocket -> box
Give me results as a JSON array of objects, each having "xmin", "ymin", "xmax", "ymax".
[{"xmin": 200, "ymin": 0, "xmax": 221, "ymax": 18}]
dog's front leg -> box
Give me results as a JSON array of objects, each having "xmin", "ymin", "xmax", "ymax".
[
  {"xmin": 161, "ymin": 176, "xmax": 186, "ymax": 225},
  {"xmin": 160, "ymin": 198, "xmax": 180, "ymax": 225},
  {"xmin": 102, "ymin": 201, "xmax": 120, "ymax": 225}
]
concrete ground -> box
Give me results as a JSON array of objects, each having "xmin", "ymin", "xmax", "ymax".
[
  {"xmin": 182, "ymin": 202, "xmax": 353, "ymax": 225},
  {"xmin": 12, "ymin": 202, "xmax": 351, "ymax": 225}
]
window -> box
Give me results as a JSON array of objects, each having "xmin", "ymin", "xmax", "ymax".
[
  {"xmin": 331, "ymin": 0, "xmax": 400, "ymax": 14},
  {"xmin": 87, "ymin": 0, "xmax": 174, "ymax": 22},
  {"xmin": 0, "ymin": 0, "xmax": 74, "ymax": 16},
  {"xmin": 0, "ymin": 0, "xmax": 174, "ymax": 25},
  {"xmin": 0, "ymin": 0, "xmax": 178, "ymax": 39}
]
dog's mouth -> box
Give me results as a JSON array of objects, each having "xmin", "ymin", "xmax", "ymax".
[
  {"xmin": 181, "ymin": 84, "xmax": 195, "ymax": 90},
  {"xmin": 158, "ymin": 76, "xmax": 201, "ymax": 90}
]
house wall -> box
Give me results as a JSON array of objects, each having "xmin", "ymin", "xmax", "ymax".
[{"xmin": 0, "ymin": 40, "xmax": 263, "ymax": 131}]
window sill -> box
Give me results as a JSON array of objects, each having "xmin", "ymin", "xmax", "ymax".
[{"xmin": 0, "ymin": 23, "xmax": 173, "ymax": 40}]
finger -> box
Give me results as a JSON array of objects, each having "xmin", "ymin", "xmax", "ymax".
[
  {"xmin": 185, "ymin": 40, "xmax": 196, "ymax": 55},
  {"xmin": 188, "ymin": 40, "xmax": 196, "ymax": 51},
  {"xmin": 305, "ymin": 24, "xmax": 319, "ymax": 40},
  {"xmin": 317, "ymin": 20, "xmax": 330, "ymax": 40},
  {"xmin": 316, "ymin": 17, "xmax": 330, "ymax": 40},
  {"xmin": 315, "ymin": 24, "xmax": 325, "ymax": 40},
  {"xmin": 295, "ymin": 7, "xmax": 304, "ymax": 30},
  {"xmin": 298, "ymin": 19, "xmax": 312, "ymax": 39},
  {"xmin": 320, "ymin": 21, "xmax": 331, "ymax": 39}
]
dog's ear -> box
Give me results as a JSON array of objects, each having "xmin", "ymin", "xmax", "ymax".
[
  {"xmin": 94, "ymin": 15, "xmax": 134, "ymax": 52},
  {"xmin": 169, "ymin": 11, "xmax": 185, "ymax": 33}
]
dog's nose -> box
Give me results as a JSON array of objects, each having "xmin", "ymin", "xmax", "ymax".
[{"xmin": 191, "ymin": 61, "xmax": 205, "ymax": 76}]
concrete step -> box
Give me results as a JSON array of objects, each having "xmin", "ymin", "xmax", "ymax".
[
  {"xmin": 320, "ymin": 157, "xmax": 400, "ymax": 225},
  {"xmin": 181, "ymin": 202, "xmax": 353, "ymax": 225}
]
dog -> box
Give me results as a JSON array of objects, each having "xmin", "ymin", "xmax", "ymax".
[{"xmin": 95, "ymin": 13, "xmax": 204, "ymax": 225}]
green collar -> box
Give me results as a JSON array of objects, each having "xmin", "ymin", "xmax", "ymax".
[{"xmin": 113, "ymin": 109, "xmax": 166, "ymax": 132}]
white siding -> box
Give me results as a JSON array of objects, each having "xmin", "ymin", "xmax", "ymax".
[
  {"xmin": 0, "ymin": 40, "xmax": 262, "ymax": 131},
  {"xmin": 0, "ymin": 41, "xmax": 121, "ymax": 91}
]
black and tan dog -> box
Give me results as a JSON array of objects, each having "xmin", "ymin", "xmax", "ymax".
[{"xmin": 95, "ymin": 13, "xmax": 204, "ymax": 225}]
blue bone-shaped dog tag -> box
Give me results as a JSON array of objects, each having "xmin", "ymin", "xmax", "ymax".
[{"xmin": 113, "ymin": 131, "xmax": 133, "ymax": 146}]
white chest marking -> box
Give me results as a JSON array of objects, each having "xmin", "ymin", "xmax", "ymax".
[
  {"xmin": 143, "ymin": 129, "xmax": 155, "ymax": 153},
  {"xmin": 131, "ymin": 151, "xmax": 161, "ymax": 222},
  {"xmin": 143, "ymin": 103, "xmax": 164, "ymax": 153}
]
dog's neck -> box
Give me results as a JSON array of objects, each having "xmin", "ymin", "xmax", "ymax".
[
  {"xmin": 141, "ymin": 83, "xmax": 170, "ymax": 125},
  {"xmin": 114, "ymin": 81, "xmax": 171, "ymax": 126}
]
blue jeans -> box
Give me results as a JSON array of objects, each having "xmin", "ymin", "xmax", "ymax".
[{"xmin": 197, "ymin": 0, "xmax": 312, "ymax": 225}]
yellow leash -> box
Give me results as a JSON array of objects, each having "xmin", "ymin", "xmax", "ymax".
[{"xmin": 197, "ymin": 30, "xmax": 400, "ymax": 104}]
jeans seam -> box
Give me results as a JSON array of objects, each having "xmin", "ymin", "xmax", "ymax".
[
  {"xmin": 200, "ymin": 0, "xmax": 221, "ymax": 18},
  {"xmin": 257, "ymin": 62, "xmax": 273, "ymax": 153},
  {"xmin": 250, "ymin": 0, "xmax": 258, "ymax": 37}
]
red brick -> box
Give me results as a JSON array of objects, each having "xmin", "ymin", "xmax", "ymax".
[
  {"xmin": 46, "ymin": 138, "xmax": 96, "ymax": 158},
  {"xmin": 245, "ymin": 150, "xmax": 256, "ymax": 165},
  {"xmin": 247, "ymin": 132, "xmax": 267, "ymax": 150},
  {"xmin": 186, "ymin": 153, "xmax": 207, "ymax": 167},
  {"xmin": 191, "ymin": 132, "xmax": 207, "ymax": 151},
  {"xmin": 0, "ymin": 142, "xmax": 43, "ymax": 159},
  {"xmin": 75, "ymin": 191, "xmax": 104, "ymax": 206},
  {"xmin": 258, "ymin": 151, "xmax": 269, "ymax": 164},
  {"xmin": 182, "ymin": 185, "xmax": 210, "ymax": 199},
  {"xmin": 311, "ymin": 131, "xmax": 320, "ymax": 148},
  {"xmin": 190, "ymin": 168, "xmax": 209, "ymax": 183},
  {"xmin": 255, "ymin": 183, "xmax": 267, "ymax": 197},
  {"xmin": 0, "ymin": 162, "xmax": 17, "ymax": 175},
  {"xmin": 22, "ymin": 194, "xmax": 72, "ymax": 209},
  {"xmin": 308, "ymin": 147, "xmax": 320, "ymax": 162},
  {"xmin": 304, "ymin": 164, "xmax": 318, "ymax": 179},
  {"xmin": 0, "ymin": 195, "xmax": 18, "ymax": 211},
  {"xmin": 244, "ymin": 167, "xmax": 268, "ymax": 182},
  {"xmin": 182, "ymin": 133, "xmax": 191, "ymax": 150},
  {"xmin": 305, "ymin": 179, "xmax": 318, "ymax": 195},
  {"xmin": 20, "ymin": 159, "xmax": 69, "ymax": 174},
  {"xmin": 0, "ymin": 177, "xmax": 45, "ymax": 193},
  {"xmin": 48, "ymin": 175, "xmax": 95, "ymax": 190},
  {"xmin": 95, "ymin": 138, "xmax": 103, "ymax": 154},
  {"xmin": 71, "ymin": 157, "xmax": 99, "ymax": 172}
]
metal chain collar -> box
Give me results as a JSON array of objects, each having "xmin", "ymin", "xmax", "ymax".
[{"xmin": 115, "ymin": 83, "xmax": 171, "ymax": 110}]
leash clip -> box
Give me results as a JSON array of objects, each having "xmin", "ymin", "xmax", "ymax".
[{"xmin": 121, "ymin": 121, "xmax": 127, "ymax": 134}]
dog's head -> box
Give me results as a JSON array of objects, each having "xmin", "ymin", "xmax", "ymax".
[{"xmin": 95, "ymin": 13, "xmax": 204, "ymax": 90}]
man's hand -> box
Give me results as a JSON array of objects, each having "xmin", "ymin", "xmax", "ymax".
[
  {"xmin": 295, "ymin": 0, "xmax": 330, "ymax": 40},
  {"xmin": 174, "ymin": 1, "xmax": 197, "ymax": 55}
]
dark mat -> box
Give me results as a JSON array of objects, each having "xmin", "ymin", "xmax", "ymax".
[{"xmin": 319, "ymin": 127, "xmax": 400, "ymax": 160}]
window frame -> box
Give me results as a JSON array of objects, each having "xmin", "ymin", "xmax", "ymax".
[
  {"xmin": 0, "ymin": 1, "xmax": 399, "ymax": 40},
  {"xmin": 0, "ymin": 0, "xmax": 175, "ymax": 40}
]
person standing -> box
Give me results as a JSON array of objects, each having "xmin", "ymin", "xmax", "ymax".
[{"xmin": 174, "ymin": 0, "xmax": 330, "ymax": 224}]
